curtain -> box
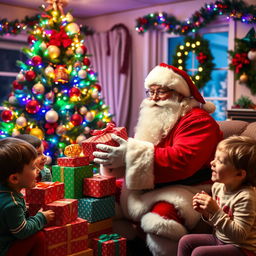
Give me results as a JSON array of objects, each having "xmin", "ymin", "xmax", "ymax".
[
  {"xmin": 85, "ymin": 24, "xmax": 132, "ymax": 128},
  {"xmin": 143, "ymin": 30, "xmax": 165, "ymax": 79}
]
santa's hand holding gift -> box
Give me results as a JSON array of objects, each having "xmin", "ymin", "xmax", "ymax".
[{"xmin": 93, "ymin": 63, "xmax": 223, "ymax": 256}]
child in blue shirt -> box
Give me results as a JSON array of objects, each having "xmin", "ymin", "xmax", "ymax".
[
  {"xmin": 15, "ymin": 134, "xmax": 52, "ymax": 182},
  {"xmin": 0, "ymin": 138, "xmax": 55, "ymax": 256}
]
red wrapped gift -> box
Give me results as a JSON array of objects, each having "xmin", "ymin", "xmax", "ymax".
[
  {"xmin": 82, "ymin": 123, "xmax": 128, "ymax": 161},
  {"xmin": 26, "ymin": 182, "xmax": 64, "ymax": 204},
  {"xmin": 83, "ymin": 175, "xmax": 116, "ymax": 198},
  {"xmin": 93, "ymin": 234, "xmax": 126, "ymax": 256},
  {"xmin": 57, "ymin": 156, "xmax": 90, "ymax": 167},
  {"xmin": 44, "ymin": 218, "xmax": 88, "ymax": 256},
  {"xmin": 44, "ymin": 199, "xmax": 78, "ymax": 226}
]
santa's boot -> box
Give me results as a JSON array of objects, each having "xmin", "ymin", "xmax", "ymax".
[{"xmin": 141, "ymin": 201, "xmax": 187, "ymax": 240}]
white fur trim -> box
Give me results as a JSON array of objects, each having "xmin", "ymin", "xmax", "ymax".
[
  {"xmin": 146, "ymin": 233, "xmax": 178, "ymax": 256},
  {"xmin": 125, "ymin": 138, "xmax": 154, "ymax": 190},
  {"xmin": 141, "ymin": 212, "xmax": 187, "ymax": 240},
  {"xmin": 120, "ymin": 184, "xmax": 210, "ymax": 229},
  {"xmin": 144, "ymin": 65, "xmax": 190, "ymax": 97},
  {"xmin": 202, "ymin": 101, "xmax": 216, "ymax": 113}
]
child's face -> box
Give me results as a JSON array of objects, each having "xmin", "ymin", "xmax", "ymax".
[
  {"xmin": 17, "ymin": 159, "xmax": 38, "ymax": 189},
  {"xmin": 34, "ymin": 144, "xmax": 47, "ymax": 170},
  {"xmin": 210, "ymin": 149, "xmax": 240, "ymax": 186}
]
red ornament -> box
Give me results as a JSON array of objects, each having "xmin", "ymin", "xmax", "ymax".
[
  {"xmin": 12, "ymin": 80, "xmax": 23, "ymax": 90},
  {"xmin": 1, "ymin": 110, "xmax": 13, "ymax": 122},
  {"xmin": 81, "ymin": 45, "xmax": 87, "ymax": 54},
  {"xmin": 32, "ymin": 56, "xmax": 42, "ymax": 66},
  {"xmin": 69, "ymin": 87, "xmax": 81, "ymax": 97},
  {"xmin": 42, "ymin": 140, "xmax": 49, "ymax": 150},
  {"xmin": 83, "ymin": 57, "xmax": 91, "ymax": 66},
  {"xmin": 26, "ymin": 100, "xmax": 40, "ymax": 114},
  {"xmin": 45, "ymin": 122, "xmax": 58, "ymax": 135},
  {"xmin": 71, "ymin": 113, "xmax": 83, "ymax": 126},
  {"xmin": 25, "ymin": 70, "xmax": 37, "ymax": 81},
  {"xmin": 97, "ymin": 120, "xmax": 105, "ymax": 128},
  {"xmin": 28, "ymin": 35, "xmax": 36, "ymax": 45},
  {"xmin": 93, "ymin": 84, "xmax": 102, "ymax": 92}
]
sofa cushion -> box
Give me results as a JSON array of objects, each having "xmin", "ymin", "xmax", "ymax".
[
  {"xmin": 241, "ymin": 122, "xmax": 256, "ymax": 140},
  {"xmin": 217, "ymin": 120, "xmax": 248, "ymax": 138}
]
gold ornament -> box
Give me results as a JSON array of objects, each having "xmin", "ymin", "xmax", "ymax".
[
  {"xmin": 66, "ymin": 23, "xmax": 80, "ymax": 35},
  {"xmin": 54, "ymin": 65, "xmax": 69, "ymax": 83},
  {"xmin": 66, "ymin": 48, "xmax": 73, "ymax": 56},
  {"xmin": 47, "ymin": 45, "xmax": 61, "ymax": 59},
  {"xmin": 30, "ymin": 127, "xmax": 44, "ymax": 140},
  {"xmin": 64, "ymin": 144, "xmax": 82, "ymax": 157},
  {"xmin": 239, "ymin": 73, "xmax": 248, "ymax": 83},
  {"xmin": 66, "ymin": 12, "xmax": 73, "ymax": 22}
]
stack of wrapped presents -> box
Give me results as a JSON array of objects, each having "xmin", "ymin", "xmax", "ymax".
[{"xmin": 30, "ymin": 124, "xmax": 128, "ymax": 255}]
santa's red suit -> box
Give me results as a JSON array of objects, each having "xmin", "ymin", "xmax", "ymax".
[{"xmin": 98, "ymin": 63, "xmax": 223, "ymax": 256}]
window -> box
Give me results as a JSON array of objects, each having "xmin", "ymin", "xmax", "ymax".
[
  {"xmin": 0, "ymin": 35, "xmax": 27, "ymax": 105},
  {"xmin": 164, "ymin": 18, "xmax": 235, "ymax": 121}
]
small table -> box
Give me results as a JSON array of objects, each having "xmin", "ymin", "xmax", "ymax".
[{"xmin": 227, "ymin": 109, "xmax": 256, "ymax": 123}]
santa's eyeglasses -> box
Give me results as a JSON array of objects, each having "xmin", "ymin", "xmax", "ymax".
[{"xmin": 145, "ymin": 89, "xmax": 173, "ymax": 98}]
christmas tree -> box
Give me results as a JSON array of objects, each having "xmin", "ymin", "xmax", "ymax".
[{"xmin": 0, "ymin": 2, "xmax": 112, "ymax": 163}]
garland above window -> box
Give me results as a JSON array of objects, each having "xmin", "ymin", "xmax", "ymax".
[
  {"xmin": 229, "ymin": 28, "xmax": 256, "ymax": 95},
  {"xmin": 172, "ymin": 35, "xmax": 215, "ymax": 89},
  {"xmin": 135, "ymin": 0, "xmax": 256, "ymax": 35}
]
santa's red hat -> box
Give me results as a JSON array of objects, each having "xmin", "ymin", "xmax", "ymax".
[{"xmin": 145, "ymin": 63, "xmax": 215, "ymax": 113}]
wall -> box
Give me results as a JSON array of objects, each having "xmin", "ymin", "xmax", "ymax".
[
  {"xmin": 81, "ymin": 0, "xmax": 256, "ymax": 134},
  {"xmin": 0, "ymin": 1, "xmax": 255, "ymax": 134}
]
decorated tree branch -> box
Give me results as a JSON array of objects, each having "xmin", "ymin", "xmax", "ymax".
[{"xmin": 229, "ymin": 28, "xmax": 256, "ymax": 94}]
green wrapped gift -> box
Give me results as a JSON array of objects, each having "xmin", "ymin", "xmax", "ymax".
[
  {"xmin": 78, "ymin": 196, "xmax": 115, "ymax": 223},
  {"xmin": 52, "ymin": 165, "xmax": 93, "ymax": 199}
]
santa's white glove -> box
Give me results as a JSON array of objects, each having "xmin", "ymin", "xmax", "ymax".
[{"xmin": 93, "ymin": 134, "xmax": 127, "ymax": 169}]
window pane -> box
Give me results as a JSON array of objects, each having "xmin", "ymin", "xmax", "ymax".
[
  {"xmin": 203, "ymin": 70, "xmax": 227, "ymax": 97},
  {"xmin": 168, "ymin": 37, "xmax": 183, "ymax": 64},
  {"xmin": 0, "ymin": 76, "xmax": 14, "ymax": 104},
  {"xmin": 0, "ymin": 48, "xmax": 26, "ymax": 72},
  {"xmin": 203, "ymin": 32, "xmax": 228, "ymax": 68},
  {"xmin": 211, "ymin": 100, "xmax": 227, "ymax": 121}
]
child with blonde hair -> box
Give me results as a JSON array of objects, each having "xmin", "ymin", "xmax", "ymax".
[{"xmin": 178, "ymin": 135, "xmax": 256, "ymax": 256}]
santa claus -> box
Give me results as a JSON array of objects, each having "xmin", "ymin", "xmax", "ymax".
[{"xmin": 93, "ymin": 63, "xmax": 223, "ymax": 255}]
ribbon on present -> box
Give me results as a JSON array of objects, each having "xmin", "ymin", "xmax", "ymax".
[
  {"xmin": 97, "ymin": 233, "xmax": 121, "ymax": 256},
  {"xmin": 36, "ymin": 181, "xmax": 61, "ymax": 188},
  {"xmin": 90, "ymin": 123, "xmax": 116, "ymax": 140},
  {"xmin": 60, "ymin": 167, "xmax": 64, "ymax": 182}
]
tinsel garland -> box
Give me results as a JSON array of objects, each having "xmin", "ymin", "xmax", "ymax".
[
  {"xmin": 172, "ymin": 35, "xmax": 215, "ymax": 89},
  {"xmin": 135, "ymin": 0, "xmax": 256, "ymax": 34}
]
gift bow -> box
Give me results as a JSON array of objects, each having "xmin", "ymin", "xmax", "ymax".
[
  {"xmin": 91, "ymin": 123, "xmax": 116, "ymax": 136},
  {"xmin": 64, "ymin": 144, "xmax": 82, "ymax": 157},
  {"xmin": 98, "ymin": 234, "xmax": 121, "ymax": 256},
  {"xmin": 44, "ymin": 0, "xmax": 68, "ymax": 15}
]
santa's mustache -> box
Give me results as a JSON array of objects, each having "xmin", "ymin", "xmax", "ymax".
[{"xmin": 141, "ymin": 97, "xmax": 180, "ymax": 108}]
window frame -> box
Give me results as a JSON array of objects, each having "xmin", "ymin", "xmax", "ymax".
[{"xmin": 163, "ymin": 17, "xmax": 236, "ymax": 110}]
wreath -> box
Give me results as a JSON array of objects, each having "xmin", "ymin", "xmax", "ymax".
[
  {"xmin": 228, "ymin": 28, "xmax": 256, "ymax": 95},
  {"xmin": 172, "ymin": 35, "xmax": 214, "ymax": 89}
]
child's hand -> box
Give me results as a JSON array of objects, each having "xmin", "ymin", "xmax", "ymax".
[
  {"xmin": 40, "ymin": 209, "xmax": 55, "ymax": 223},
  {"xmin": 193, "ymin": 191, "xmax": 219, "ymax": 216}
]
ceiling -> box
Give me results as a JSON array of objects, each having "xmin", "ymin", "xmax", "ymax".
[{"xmin": 0, "ymin": 0, "xmax": 184, "ymax": 18}]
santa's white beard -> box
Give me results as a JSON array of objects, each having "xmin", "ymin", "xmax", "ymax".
[{"xmin": 134, "ymin": 98, "xmax": 183, "ymax": 145}]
